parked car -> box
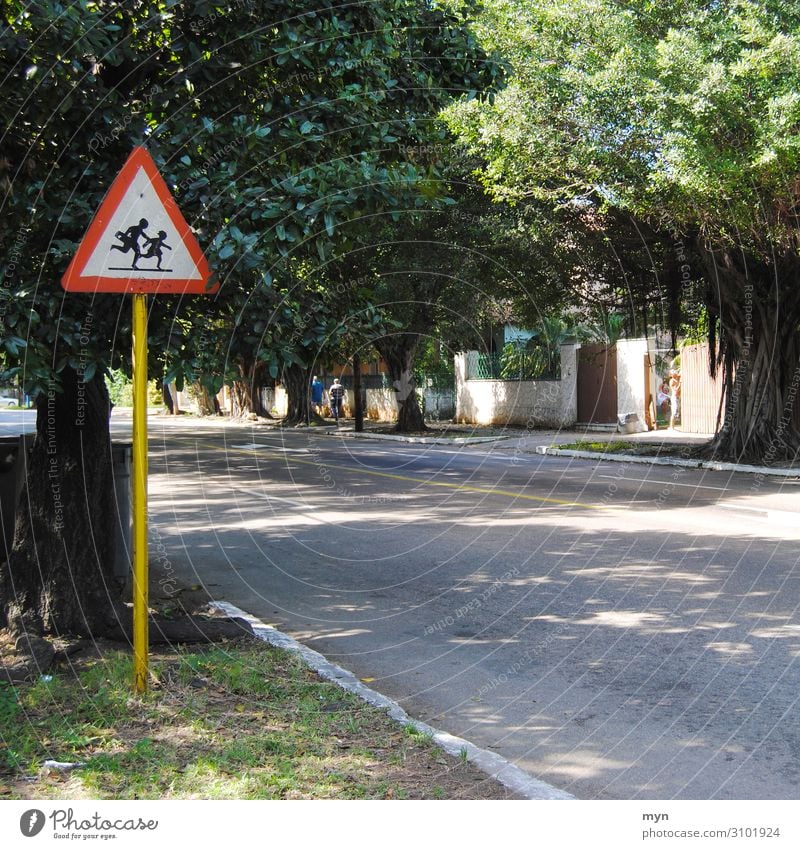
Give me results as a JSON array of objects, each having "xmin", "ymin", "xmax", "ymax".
[{"xmin": 0, "ymin": 394, "xmax": 19, "ymax": 407}]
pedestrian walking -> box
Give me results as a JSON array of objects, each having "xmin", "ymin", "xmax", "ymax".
[
  {"xmin": 311, "ymin": 375, "xmax": 323, "ymax": 414},
  {"xmin": 329, "ymin": 377, "xmax": 344, "ymax": 423}
]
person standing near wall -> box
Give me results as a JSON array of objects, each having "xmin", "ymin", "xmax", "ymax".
[
  {"xmin": 311, "ymin": 375, "xmax": 323, "ymax": 415},
  {"xmin": 329, "ymin": 377, "xmax": 344, "ymax": 424},
  {"xmin": 668, "ymin": 369, "xmax": 681, "ymax": 429}
]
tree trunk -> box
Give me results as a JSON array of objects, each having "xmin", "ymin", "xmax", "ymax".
[
  {"xmin": 248, "ymin": 361, "xmax": 274, "ymax": 418},
  {"xmin": 229, "ymin": 359, "xmax": 274, "ymax": 419},
  {"xmin": 353, "ymin": 352, "xmax": 364, "ymax": 432},
  {"xmin": 0, "ymin": 368, "xmax": 122, "ymax": 637},
  {"xmin": 229, "ymin": 378, "xmax": 252, "ymax": 418},
  {"xmin": 166, "ymin": 382, "xmax": 181, "ymax": 414},
  {"xmin": 162, "ymin": 381, "xmax": 174, "ymax": 414},
  {"xmin": 702, "ymin": 247, "xmax": 800, "ymax": 463},
  {"xmin": 374, "ymin": 336, "xmax": 426, "ymax": 432},
  {"xmin": 281, "ymin": 363, "xmax": 326, "ymax": 426},
  {"xmin": 193, "ymin": 381, "xmax": 217, "ymax": 416},
  {"xmin": 230, "ymin": 358, "xmax": 258, "ymax": 418}
]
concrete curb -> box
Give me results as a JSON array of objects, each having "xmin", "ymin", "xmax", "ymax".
[
  {"xmin": 536, "ymin": 446, "xmax": 800, "ymax": 479},
  {"xmin": 212, "ymin": 601, "xmax": 573, "ymax": 801},
  {"xmin": 324, "ymin": 430, "xmax": 509, "ymax": 446}
]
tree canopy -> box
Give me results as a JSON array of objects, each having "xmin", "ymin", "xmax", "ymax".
[
  {"xmin": 445, "ymin": 0, "xmax": 800, "ymax": 460},
  {"xmin": 0, "ymin": 0, "xmax": 499, "ymax": 636}
]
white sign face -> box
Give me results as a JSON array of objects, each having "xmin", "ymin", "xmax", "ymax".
[
  {"xmin": 79, "ymin": 166, "xmax": 203, "ymax": 280},
  {"xmin": 62, "ymin": 146, "xmax": 214, "ymax": 294}
]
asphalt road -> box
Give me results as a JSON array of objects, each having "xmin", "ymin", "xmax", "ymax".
[
  {"xmin": 5, "ymin": 410, "xmax": 800, "ymax": 799},
  {"xmin": 126, "ymin": 415, "xmax": 800, "ymax": 801}
]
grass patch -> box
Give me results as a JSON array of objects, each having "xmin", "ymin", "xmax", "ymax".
[
  {"xmin": 556, "ymin": 440, "xmax": 637, "ymax": 453},
  {"xmin": 0, "ymin": 638, "xmax": 513, "ymax": 800}
]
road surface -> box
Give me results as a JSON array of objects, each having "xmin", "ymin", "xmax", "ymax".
[{"xmin": 131, "ymin": 416, "xmax": 800, "ymax": 801}]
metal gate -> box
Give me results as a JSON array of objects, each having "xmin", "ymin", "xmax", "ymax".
[{"xmin": 577, "ymin": 344, "xmax": 618, "ymax": 424}]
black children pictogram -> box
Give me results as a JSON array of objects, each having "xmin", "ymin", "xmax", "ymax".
[
  {"xmin": 141, "ymin": 230, "xmax": 172, "ymax": 270},
  {"xmin": 110, "ymin": 218, "xmax": 150, "ymax": 269}
]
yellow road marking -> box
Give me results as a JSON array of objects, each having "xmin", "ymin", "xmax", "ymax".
[{"xmin": 199, "ymin": 439, "xmax": 609, "ymax": 511}]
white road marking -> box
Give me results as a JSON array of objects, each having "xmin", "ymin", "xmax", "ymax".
[
  {"xmin": 596, "ymin": 473, "xmax": 728, "ymax": 491},
  {"xmin": 231, "ymin": 442, "xmax": 309, "ymax": 453}
]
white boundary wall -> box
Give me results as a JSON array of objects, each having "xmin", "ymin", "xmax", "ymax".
[
  {"xmin": 455, "ymin": 344, "xmax": 579, "ymax": 427},
  {"xmin": 615, "ymin": 338, "xmax": 649, "ymax": 432}
]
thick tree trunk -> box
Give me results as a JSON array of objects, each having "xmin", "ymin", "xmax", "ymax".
[
  {"xmin": 0, "ymin": 368, "xmax": 122, "ymax": 637},
  {"xmin": 248, "ymin": 361, "xmax": 273, "ymax": 418},
  {"xmin": 702, "ymin": 247, "xmax": 800, "ymax": 463},
  {"xmin": 281, "ymin": 363, "xmax": 326, "ymax": 426},
  {"xmin": 374, "ymin": 336, "xmax": 426, "ymax": 432},
  {"xmin": 229, "ymin": 379, "xmax": 252, "ymax": 418},
  {"xmin": 229, "ymin": 359, "xmax": 274, "ymax": 418},
  {"xmin": 229, "ymin": 357, "xmax": 255, "ymax": 418},
  {"xmin": 193, "ymin": 381, "xmax": 218, "ymax": 416}
]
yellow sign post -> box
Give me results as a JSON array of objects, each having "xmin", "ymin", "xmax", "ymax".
[
  {"xmin": 131, "ymin": 294, "xmax": 149, "ymax": 694},
  {"xmin": 61, "ymin": 147, "xmax": 216, "ymax": 694}
]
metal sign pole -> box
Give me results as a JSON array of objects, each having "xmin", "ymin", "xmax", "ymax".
[
  {"xmin": 131, "ymin": 293, "xmax": 149, "ymax": 693},
  {"xmin": 61, "ymin": 147, "xmax": 216, "ymax": 694}
]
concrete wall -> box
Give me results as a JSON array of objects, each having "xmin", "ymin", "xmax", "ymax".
[
  {"xmin": 455, "ymin": 344, "xmax": 579, "ymax": 427},
  {"xmin": 366, "ymin": 386, "xmax": 455, "ymax": 423},
  {"xmin": 367, "ymin": 387, "xmax": 398, "ymax": 422},
  {"xmin": 615, "ymin": 338, "xmax": 649, "ymax": 432}
]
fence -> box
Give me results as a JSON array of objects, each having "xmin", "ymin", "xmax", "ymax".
[
  {"xmin": 467, "ymin": 348, "xmax": 561, "ymax": 381},
  {"xmin": 680, "ymin": 343, "xmax": 724, "ymax": 434}
]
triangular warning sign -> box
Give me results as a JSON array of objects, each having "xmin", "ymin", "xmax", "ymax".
[{"xmin": 62, "ymin": 146, "xmax": 217, "ymax": 294}]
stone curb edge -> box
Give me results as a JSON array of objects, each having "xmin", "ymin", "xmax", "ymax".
[
  {"xmin": 211, "ymin": 601, "xmax": 574, "ymax": 801},
  {"xmin": 324, "ymin": 430, "xmax": 509, "ymax": 446},
  {"xmin": 536, "ymin": 446, "xmax": 800, "ymax": 479}
]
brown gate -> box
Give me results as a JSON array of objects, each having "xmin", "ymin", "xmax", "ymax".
[{"xmin": 578, "ymin": 343, "xmax": 618, "ymax": 424}]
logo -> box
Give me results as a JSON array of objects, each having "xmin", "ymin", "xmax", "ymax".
[{"xmin": 20, "ymin": 810, "xmax": 46, "ymax": 837}]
